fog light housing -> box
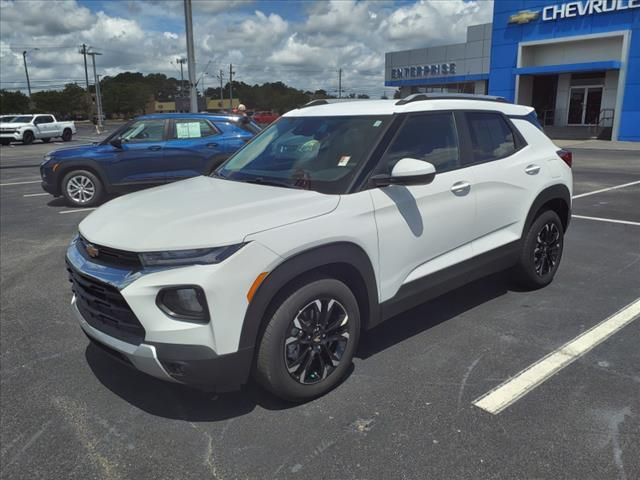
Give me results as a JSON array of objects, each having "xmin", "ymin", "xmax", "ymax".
[{"xmin": 156, "ymin": 286, "xmax": 209, "ymax": 323}]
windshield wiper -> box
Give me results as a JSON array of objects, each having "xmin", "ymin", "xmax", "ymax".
[{"xmin": 242, "ymin": 177, "xmax": 300, "ymax": 189}]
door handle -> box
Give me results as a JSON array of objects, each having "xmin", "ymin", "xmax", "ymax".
[
  {"xmin": 206, "ymin": 143, "xmax": 219, "ymax": 148},
  {"xmin": 148, "ymin": 145, "xmax": 162, "ymax": 151},
  {"xmin": 451, "ymin": 181, "xmax": 471, "ymax": 196},
  {"xmin": 525, "ymin": 164, "xmax": 541, "ymax": 175}
]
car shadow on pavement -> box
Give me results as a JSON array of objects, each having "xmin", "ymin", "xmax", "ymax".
[
  {"xmin": 357, "ymin": 271, "xmax": 512, "ymax": 359},
  {"xmin": 86, "ymin": 271, "xmax": 514, "ymax": 421}
]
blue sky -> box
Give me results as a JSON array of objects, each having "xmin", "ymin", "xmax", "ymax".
[{"xmin": 1, "ymin": 0, "xmax": 493, "ymax": 96}]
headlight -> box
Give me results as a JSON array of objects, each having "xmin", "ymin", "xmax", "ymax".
[{"xmin": 139, "ymin": 243, "xmax": 246, "ymax": 267}]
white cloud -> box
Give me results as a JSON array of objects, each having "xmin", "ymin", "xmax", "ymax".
[{"xmin": 0, "ymin": 0, "xmax": 493, "ymax": 97}]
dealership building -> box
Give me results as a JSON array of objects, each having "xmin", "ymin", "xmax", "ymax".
[{"xmin": 385, "ymin": 0, "xmax": 640, "ymax": 141}]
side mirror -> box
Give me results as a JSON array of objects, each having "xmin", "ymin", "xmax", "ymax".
[
  {"xmin": 370, "ymin": 158, "xmax": 436, "ymax": 187},
  {"xmin": 110, "ymin": 137, "xmax": 123, "ymax": 149}
]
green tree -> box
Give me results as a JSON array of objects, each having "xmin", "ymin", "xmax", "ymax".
[{"xmin": 0, "ymin": 90, "xmax": 30, "ymax": 114}]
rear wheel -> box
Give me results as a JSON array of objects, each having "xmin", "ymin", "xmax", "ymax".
[
  {"xmin": 255, "ymin": 277, "xmax": 360, "ymax": 402},
  {"xmin": 513, "ymin": 210, "xmax": 564, "ymax": 289},
  {"xmin": 22, "ymin": 131, "xmax": 34, "ymax": 145},
  {"xmin": 62, "ymin": 170, "xmax": 103, "ymax": 207},
  {"xmin": 62, "ymin": 129, "xmax": 72, "ymax": 142}
]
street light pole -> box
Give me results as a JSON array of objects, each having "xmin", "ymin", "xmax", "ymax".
[
  {"xmin": 87, "ymin": 50, "xmax": 104, "ymax": 132},
  {"xmin": 22, "ymin": 51, "xmax": 33, "ymax": 97},
  {"xmin": 183, "ymin": 0, "xmax": 198, "ymax": 113}
]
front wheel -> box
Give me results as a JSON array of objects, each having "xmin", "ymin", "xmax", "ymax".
[
  {"xmin": 22, "ymin": 131, "xmax": 34, "ymax": 145},
  {"xmin": 62, "ymin": 170, "xmax": 104, "ymax": 207},
  {"xmin": 513, "ymin": 210, "xmax": 564, "ymax": 289},
  {"xmin": 255, "ymin": 277, "xmax": 360, "ymax": 402},
  {"xmin": 62, "ymin": 129, "xmax": 72, "ymax": 142}
]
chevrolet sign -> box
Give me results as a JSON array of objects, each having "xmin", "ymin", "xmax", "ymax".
[{"xmin": 508, "ymin": 0, "xmax": 639, "ymax": 25}]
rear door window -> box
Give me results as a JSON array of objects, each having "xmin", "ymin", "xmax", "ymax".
[
  {"xmin": 465, "ymin": 112, "xmax": 518, "ymax": 162},
  {"xmin": 173, "ymin": 119, "xmax": 219, "ymax": 139},
  {"xmin": 377, "ymin": 112, "xmax": 460, "ymax": 174}
]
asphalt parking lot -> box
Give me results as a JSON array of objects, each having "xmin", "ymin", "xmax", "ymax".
[{"xmin": 1, "ymin": 135, "xmax": 639, "ymax": 479}]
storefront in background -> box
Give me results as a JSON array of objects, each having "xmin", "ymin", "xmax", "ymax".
[
  {"xmin": 384, "ymin": 0, "xmax": 639, "ymax": 141},
  {"xmin": 385, "ymin": 23, "xmax": 492, "ymax": 98}
]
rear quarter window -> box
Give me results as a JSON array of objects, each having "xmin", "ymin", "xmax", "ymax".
[{"xmin": 466, "ymin": 112, "xmax": 520, "ymax": 163}]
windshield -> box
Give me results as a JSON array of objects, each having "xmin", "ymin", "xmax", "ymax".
[
  {"xmin": 217, "ymin": 115, "xmax": 391, "ymax": 194},
  {"xmin": 10, "ymin": 116, "xmax": 33, "ymax": 123}
]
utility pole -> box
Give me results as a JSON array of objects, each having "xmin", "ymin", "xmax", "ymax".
[
  {"xmin": 183, "ymin": 0, "xmax": 198, "ymax": 113},
  {"xmin": 22, "ymin": 51, "xmax": 33, "ymax": 98},
  {"xmin": 338, "ymin": 68, "xmax": 342, "ymax": 99},
  {"xmin": 216, "ymin": 69, "xmax": 225, "ymax": 109},
  {"xmin": 79, "ymin": 44, "xmax": 92, "ymax": 118},
  {"xmin": 229, "ymin": 63, "xmax": 235, "ymax": 110},
  {"xmin": 87, "ymin": 50, "xmax": 104, "ymax": 132}
]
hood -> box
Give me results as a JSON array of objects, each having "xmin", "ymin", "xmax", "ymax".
[
  {"xmin": 48, "ymin": 143, "xmax": 98, "ymax": 158},
  {"xmin": 80, "ymin": 176, "xmax": 340, "ymax": 251}
]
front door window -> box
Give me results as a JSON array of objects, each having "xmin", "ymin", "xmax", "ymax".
[{"xmin": 568, "ymin": 86, "xmax": 602, "ymax": 125}]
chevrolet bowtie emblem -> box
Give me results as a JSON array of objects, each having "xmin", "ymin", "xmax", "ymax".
[
  {"xmin": 86, "ymin": 243, "xmax": 99, "ymax": 258},
  {"xmin": 509, "ymin": 10, "xmax": 540, "ymax": 24}
]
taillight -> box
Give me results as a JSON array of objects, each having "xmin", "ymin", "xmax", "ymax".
[{"xmin": 557, "ymin": 149, "xmax": 572, "ymax": 168}]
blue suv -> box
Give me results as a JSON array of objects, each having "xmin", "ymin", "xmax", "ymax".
[{"xmin": 40, "ymin": 113, "xmax": 260, "ymax": 207}]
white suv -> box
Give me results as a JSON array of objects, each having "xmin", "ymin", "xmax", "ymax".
[{"xmin": 67, "ymin": 94, "xmax": 572, "ymax": 401}]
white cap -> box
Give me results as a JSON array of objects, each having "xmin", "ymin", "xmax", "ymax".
[{"xmin": 238, "ymin": 104, "xmax": 246, "ymax": 111}]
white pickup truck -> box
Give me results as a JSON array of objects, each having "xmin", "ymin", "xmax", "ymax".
[{"xmin": 0, "ymin": 114, "xmax": 76, "ymax": 145}]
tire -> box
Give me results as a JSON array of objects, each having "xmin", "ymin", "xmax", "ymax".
[
  {"xmin": 42, "ymin": 137, "xmax": 51, "ymax": 143},
  {"xmin": 62, "ymin": 129, "xmax": 72, "ymax": 142},
  {"xmin": 255, "ymin": 277, "xmax": 360, "ymax": 402},
  {"xmin": 61, "ymin": 170, "xmax": 104, "ymax": 207},
  {"xmin": 22, "ymin": 131, "xmax": 34, "ymax": 145},
  {"xmin": 513, "ymin": 210, "xmax": 564, "ymax": 289}
]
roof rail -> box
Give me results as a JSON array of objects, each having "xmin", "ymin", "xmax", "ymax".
[
  {"xmin": 300, "ymin": 98, "xmax": 373, "ymax": 109},
  {"xmin": 395, "ymin": 93, "xmax": 510, "ymax": 106}
]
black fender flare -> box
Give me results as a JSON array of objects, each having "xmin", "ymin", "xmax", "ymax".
[
  {"xmin": 238, "ymin": 242, "xmax": 379, "ymax": 351},
  {"xmin": 523, "ymin": 184, "xmax": 571, "ymax": 235}
]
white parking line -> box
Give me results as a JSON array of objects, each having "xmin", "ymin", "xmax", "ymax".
[
  {"xmin": 573, "ymin": 215, "xmax": 640, "ymax": 227},
  {"xmin": 572, "ymin": 180, "xmax": 640, "ymax": 199},
  {"xmin": 0, "ymin": 180, "xmax": 41, "ymax": 186},
  {"xmin": 23, "ymin": 193, "xmax": 49, "ymax": 197},
  {"xmin": 473, "ymin": 298, "xmax": 640, "ymax": 415},
  {"xmin": 59, "ymin": 208, "xmax": 96, "ymax": 215}
]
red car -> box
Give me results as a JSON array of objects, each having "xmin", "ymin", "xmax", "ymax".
[{"xmin": 253, "ymin": 110, "xmax": 279, "ymax": 125}]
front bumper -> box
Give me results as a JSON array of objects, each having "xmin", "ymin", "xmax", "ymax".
[
  {"xmin": 0, "ymin": 132, "xmax": 22, "ymax": 141},
  {"xmin": 66, "ymin": 236, "xmax": 280, "ymax": 391},
  {"xmin": 75, "ymin": 297, "xmax": 254, "ymax": 390}
]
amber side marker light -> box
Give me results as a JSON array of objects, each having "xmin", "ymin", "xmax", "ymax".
[
  {"xmin": 247, "ymin": 272, "xmax": 268, "ymax": 302},
  {"xmin": 52, "ymin": 163, "xmax": 60, "ymax": 172}
]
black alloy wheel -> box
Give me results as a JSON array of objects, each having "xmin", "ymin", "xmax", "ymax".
[
  {"xmin": 513, "ymin": 209, "xmax": 564, "ymax": 289},
  {"xmin": 255, "ymin": 277, "xmax": 360, "ymax": 402},
  {"xmin": 534, "ymin": 221, "xmax": 561, "ymax": 277},
  {"xmin": 62, "ymin": 129, "xmax": 72, "ymax": 142},
  {"xmin": 284, "ymin": 298, "xmax": 350, "ymax": 385},
  {"xmin": 22, "ymin": 131, "xmax": 34, "ymax": 145}
]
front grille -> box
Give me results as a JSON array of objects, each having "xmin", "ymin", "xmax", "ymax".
[
  {"xmin": 78, "ymin": 235, "xmax": 142, "ymax": 269},
  {"xmin": 67, "ymin": 262, "xmax": 145, "ymax": 345},
  {"xmin": 1, "ymin": 129, "xmax": 16, "ymax": 134}
]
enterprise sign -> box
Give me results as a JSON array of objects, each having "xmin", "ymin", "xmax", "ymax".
[
  {"xmin": 509, "ymin": 0, "xmax": 639, "ymax": 24},
  {"xmin": 391, "ymin": 63, "xmax": 456, "ymax": 79}
]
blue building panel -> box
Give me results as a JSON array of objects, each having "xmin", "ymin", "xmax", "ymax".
[{"xmin": 489, "ymin": 0, "xmax": 640, "ymax": 141}]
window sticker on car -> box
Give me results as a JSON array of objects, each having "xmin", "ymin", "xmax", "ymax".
[
  {"xmin": 338, "ymin": 155, "xmax": 351, "ymax": 167},
  {"xmin": 373, "ymin": 120, "xmax": 382, "ymax": 127},
  {"xmin": 176, "ymin": 122, "xmax": 202, "ymax": 139}
]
